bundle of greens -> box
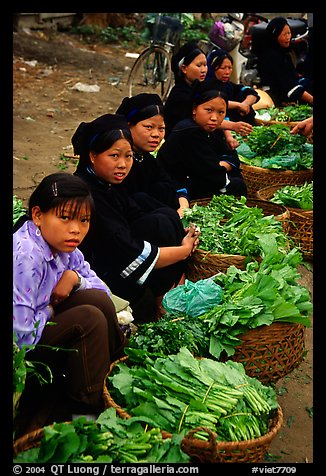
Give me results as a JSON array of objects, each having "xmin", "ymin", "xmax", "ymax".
[
  {"xmin": 128, "ymin": 313, "xmax": 209, "ymax": 356},
  {"xmin": 236, "ymin": 124, "xmax": 313, "ymax": 170},
  {"xmin": 182, "ymin": 194, "xmax": 290, "ymax": 258},
  {"xmin": 13, "ymin": 195, "xmax": 26, "ymax": 225},
  {"xmin": 255, "ymin": 104, "xmax": 312, "ymax": 122},
  {"xmin": 14, "ymin": 407, "xmax": 190, "ymax": 463},
  {"xmin": 270, "ymin": 182, "xmax": 313, "ymax": 210},
  {"xmin": 108, "ymin": 347, "xmax": 279, "ymax": 442}
]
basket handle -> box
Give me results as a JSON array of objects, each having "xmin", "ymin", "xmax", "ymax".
[{"xmin": 181, "ymin": 426, "xmax": 218, "ymax": 461}]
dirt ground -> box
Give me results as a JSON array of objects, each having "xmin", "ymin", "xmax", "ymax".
[{"xmin": 13, "ymin": 29, "xmax": 313, "ymax": 464}]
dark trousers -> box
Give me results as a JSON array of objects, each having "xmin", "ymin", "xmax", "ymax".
[{"xmin": 14, "ymin": 289, "xmax": 126, "ymax": 435}]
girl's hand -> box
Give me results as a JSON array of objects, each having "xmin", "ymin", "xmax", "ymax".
[
  {"xmin": 219, "ymin": 160, "xmax": 232, "ymax": 171},
  {"xmin": 50, "ymin": 270, "xmax": 79, "ymax": 305},
  {"xmin": 238, "ymin": 102, "xmax": 251, "ymax": 115}
]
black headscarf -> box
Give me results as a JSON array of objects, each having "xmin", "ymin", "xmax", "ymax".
[
  {"xmin": 265, "ymin": 16, "xmax": 290, "ymax": 46},
  {"xmin": 72, "ymin": 113, "xmax": 131, "ymax": 169},
  {"xmin": 116, "ymin": 93, "xmax": 164, "ymax": 125},
  {"xmin": 206, "ymin": 48, "xmax": 233, "ymax": 79},
  {"xmin": 171, "ymin": 41, "xmax": 205, "ymax": 80}
]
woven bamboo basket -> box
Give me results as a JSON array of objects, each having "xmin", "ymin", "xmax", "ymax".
[
  {"xmin": 230, "ymin": 322, "xmax": 306, "ymax": 385},
  {"xmin": 256, "ymin": 184, "xmax": 313, "ymax": 260},
  {"xmin": 181, "ymin": 407, "xmax": 283, "ymax": 463},
  {"xmin": 240, "ymin": 162, "xmax": 313, "ymax": 198},
  {"xmin": 13, "ymin": 426, "xmax": 45, "ymax": 457},
  {"xmin": 186, "ymin": 197, "xmax": 290, "ymax": 281},
  {"xmin": 103, "ymin": 357, "xmax": 283, "ymax": 463}
]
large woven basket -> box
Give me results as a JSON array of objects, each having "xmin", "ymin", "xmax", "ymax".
[
  {"xmin": 256, "ymin": 184, "xmax": 313, "ymax": 260},
  {"xmin": 13, "ymin": 426, "xmax": 45, "ymax": 458},
  {"xmin": 186, "ymin": 197, "xmax": 290, "ymax": 281},
  {"xmin": 240, "ymin": 162, "xmax": 313, "ymax": 198},
  {"xmin": 230, "ymin": 322, "xmax": 306, "ymax": 385},
  {"xmin": 104, "ymin": 358, "xmax": 283, "ymax": 463}
]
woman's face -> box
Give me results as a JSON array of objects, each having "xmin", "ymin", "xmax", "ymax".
[
  {"xmin": 90, "ymin": 138, "xmax": 133, "ymax": 184},
  {"xmin": 129, "ymin": 115, "xmax": 165, "ymax": 153},
  {"xmin": 214, "ymin": 57, "xmax": 233, "ymax": 83},
  {"xmin": 32, "ymin": 201, "xmax": 91, "ymax": 254},
  {"xmin": 277, "ymin": 24, "xmax": 292, "ymax": 48},
  {"xmin": 181, "ymin": 53, "xmax": 208, "ymax": 84},
  {"xmin": 192, "ymin": 96, "xmax": 227, "ymax": 133}
]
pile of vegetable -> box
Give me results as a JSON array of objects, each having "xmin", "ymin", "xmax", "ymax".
[
  {"xmin": 255, "ymin": 104, "xmax": 312, "ymax": 122},
  {"xmin": 236, "ymin": 124, "xmax": 313, "ymax": 170},
  {"xmin": 107, "ymin": 347, "xmax": 279, "ymax": 442},
  {"xmin": 182, "ymin": 194, "xmax": 290, "ymax": 258},
  {"xmin": 14, "ymin": 407, "xmax": 190, "ymax": 463},
  {"xmin": 128, "ymin": 235, "xmax": 312, "ymax": 359},
  {"xmin": 13, "ymin": 195, "xmax": 26, "ymax": 225},
  {"xmin": 269, "ymin": 182, "xmax": 313, "ymax": 210}
]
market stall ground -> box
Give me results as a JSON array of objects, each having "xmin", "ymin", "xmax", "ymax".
[{"xmin": 13, "ymin": 29, "xmax": 313, "ymax": 463}]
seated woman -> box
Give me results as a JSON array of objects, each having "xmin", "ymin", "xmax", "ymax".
[
  {"xmin": 255, "ymin": 16, "xmax": 313, "ymax": 106},
  {"xmin": 116, "ymin": 93, "xmax": 189, "ymax": 216},
  {"xmin": 163, "ymin": 41, "xmax": 208, "ymax": 138},
  {"xmin": 13, "ymin": 172, "xmax": 127, "ymax": 434},
  {"xmin": 157, "ymin": 81, "xmax": 247, "ymax": 201},
  {"xmin": 72, "ymin": 114, "xmax": 199, "ymax": 321},
  {"xmin": 206, "ymin": 48, "xmax": 260, "ymax": 126}
]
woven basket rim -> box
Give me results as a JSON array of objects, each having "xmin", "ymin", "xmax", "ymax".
[
  {"xmin": 240, "ymin": 161, "xmax": 313, "ymax": 175},
  {"xmin": 255, "ymin": 118, "xmax": 299, "ymax": 127}
]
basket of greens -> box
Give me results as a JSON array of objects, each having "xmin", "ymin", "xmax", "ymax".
[
  {"xmin": 104, "ymin": 347, "xmax": 283, "ymax": 463},
  {"xmin": 236, "ymin": 124, "xmax": 313, "ymax": 197},
  {"xmin": 184, "ymin": 195, "xmax": 291, "ymax": 280},
  {"xmin": 13, "ymin": 407, "xmax": 190, "ymax": 463},
  {"xmin": 255, "ymin": 104, "xmax": 312, "ymax": 127},
  {"xmin": 257, "ymin": 182, "xmax": 313, "ymax": 259}
]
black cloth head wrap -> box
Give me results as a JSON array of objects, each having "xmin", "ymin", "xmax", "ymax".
[
  {"xmin": 116, "ymin": 93, "xmax": 164, "ymax": 124},
  {"xmin": 71, "ymin": 113, "xmax": 130, "ymax": 165},
  {"xmin": 209, "ymin": 48, "xmax": 233, "ymax": 70},
  {"xmin": 191, "ymin": 79, "xmax": 228, "ymax": 107},
  {"xmin": 171, "ymin": 41, "xmax": 205, "ymax": 77},
  {"xmin": 265, "ymin": 16, "xmax": 289, "ymax": 45}
]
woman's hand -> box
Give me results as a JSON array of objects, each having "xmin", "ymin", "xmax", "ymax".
[
  {"xmin": 183, "ymin": 224, "xmax": 200, "ymax": 255},
  {"xmin": 232, "ymin": 121, "xmax": 253, "ymax": 136},
  {"xmin": 50, "ymin": 270, "xmax": 79, "ymax": 305}
]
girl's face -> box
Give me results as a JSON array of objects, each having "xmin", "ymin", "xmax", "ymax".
[
  {"xmin": 130, "ymin": 115, "xmax": 165, "ymax": 153},
  {"xmin": 277, "ymin": 24, "xmax": 292, "ymax": 48},
  {"xmin": 181, "ymin": 53, "xmax": 208, "ymax": 84},
  {"xmin": 90, "ymin": 138, "xmax": 133, "ymax": 184},
  {"xmin": 214, "ymin": 57, "xmax": 233, "ymax": 82},
  {"xmin": 192, "ymin": 96, "xmax": 227, "ymax": 133},
  {"xmin": 32, "ymin": 201, "xmax": 91, "ymax": 254}
]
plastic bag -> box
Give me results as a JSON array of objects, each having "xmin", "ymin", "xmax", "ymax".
[
  {"xmin": 162, "ymin": 278, "xmax": 223, "ymax": 317},
  {"xmin": 261, "ymin": 155, "xmax": 298, "ymax": 169}
]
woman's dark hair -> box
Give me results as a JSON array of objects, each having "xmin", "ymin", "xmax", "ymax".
[
  {"xmin": 171, "ymin": 41, "xmax": 205, "ymax": 81},
  {"xmin": 116, "ymin": 93, "xmax": 164, "ymax": 125},
  {"xmin": 28, "ymin": 172, "xmax": 95, "ymax": 219},
  {"xmin": 192, "ymin": 80, "xmax": 228, "ymax": 108}
]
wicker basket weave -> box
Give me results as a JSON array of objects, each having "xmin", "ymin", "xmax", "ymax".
[
  {"xmin": 186, "ymin": 197, "xmax": 290, "ymax": 281},
  {"xmin": 230, "ymin": 322, "xmax": 306, "ymax": 385},
  {"xmin": 256, "ymin": 184, "xmax": 313, "ymax": 260},
  {"xmin": 240, "ymin": 162, "xmax": 313, "ymax": 199},
  {"xmin": 180, "ymin": 407, "xmax": 283, "ymax": 463}
]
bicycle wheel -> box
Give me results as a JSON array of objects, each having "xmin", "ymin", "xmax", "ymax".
[{"xmin": 127, "ymin": 46, "xmax": 173, "ymax": 101}]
